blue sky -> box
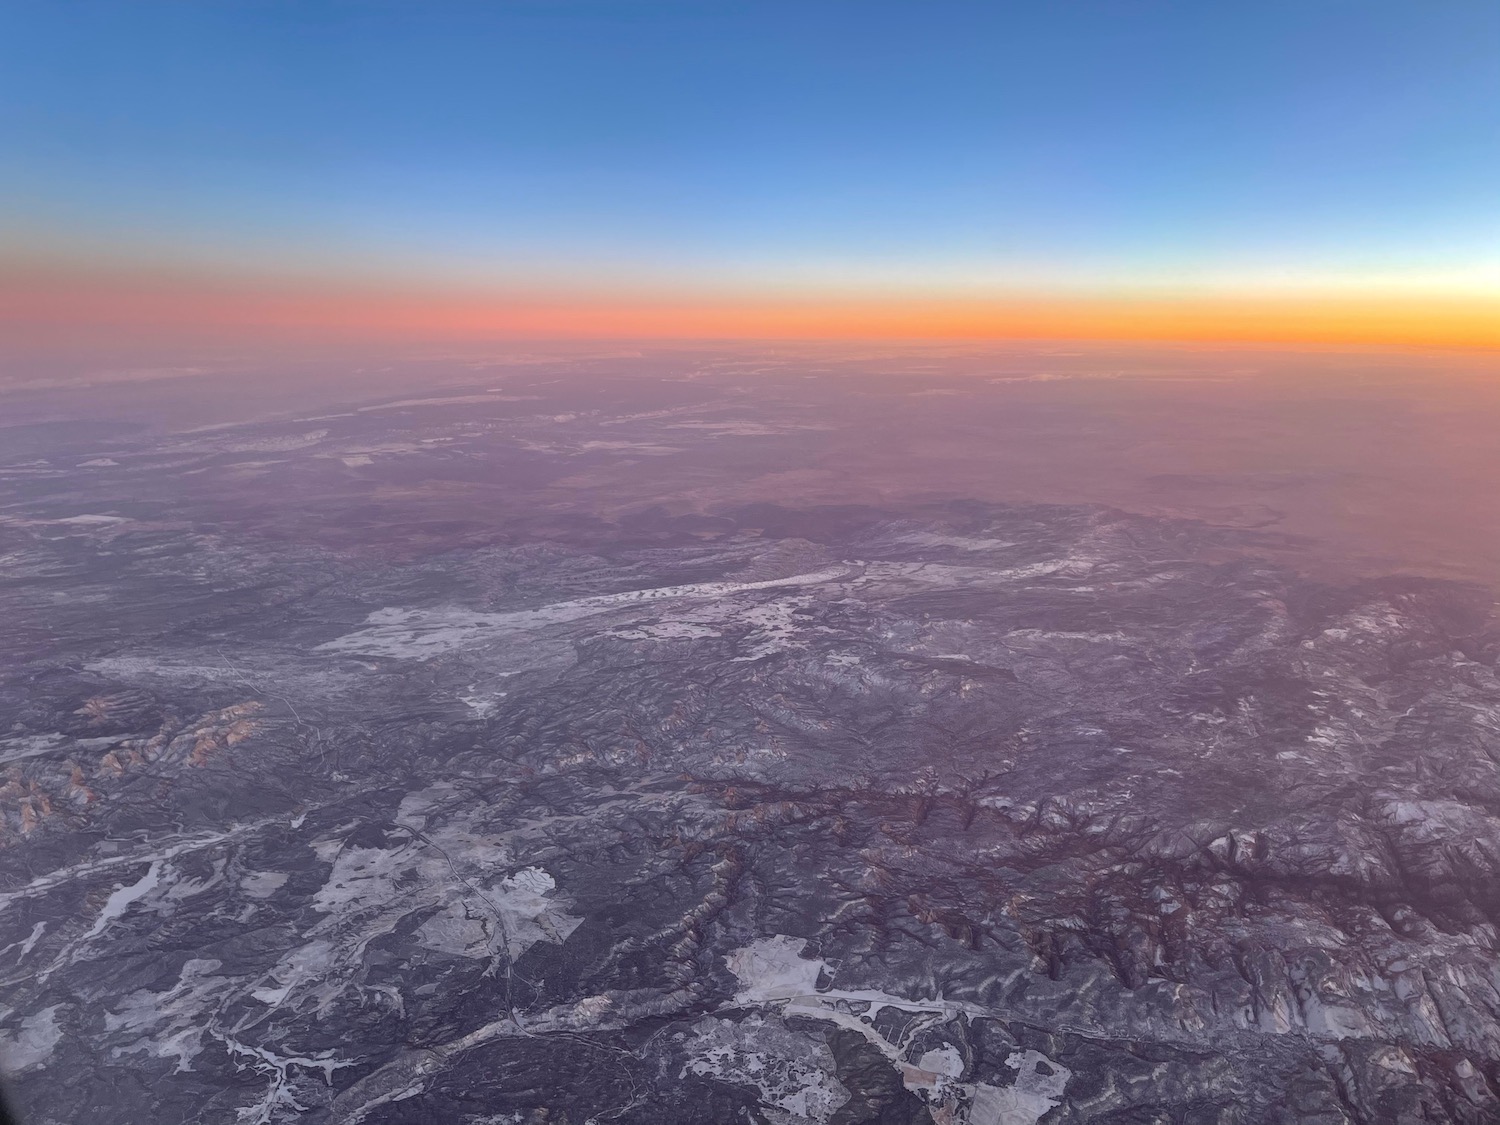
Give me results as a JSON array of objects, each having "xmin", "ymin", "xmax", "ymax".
[{"xmin": 3, "ymin": 1, "xmax": 1498, "ymax": 295}]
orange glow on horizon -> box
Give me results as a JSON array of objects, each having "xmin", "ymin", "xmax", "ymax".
[{"xmin": 4, "ymin": 267, "xmax": 1499, "ymax": 351}]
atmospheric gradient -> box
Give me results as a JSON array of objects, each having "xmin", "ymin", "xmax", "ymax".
[{"xmin": 3, "ymin": 1, "xmax": 1499, "ymax": 357}]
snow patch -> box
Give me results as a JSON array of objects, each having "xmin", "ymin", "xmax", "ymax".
[
  {"xmin": 724, "ymin": 936, "xmax": 1072, "ymax": 1125},
  {"xmin": 680, "ymin": 1014, "xmax": 849, "ymax": 1124},
  {"xmin": 83, "ymin": 861, "xmax": 164, "ymax": 940},
  {"xmin": 104, "ymin": 958, "xmax": 227, "ymax": 1071},
  {"xmin": 918, "ymin": 1044, "xmax": 965, "ymax": 1078},
  {"xmin": 316, "ymin": 566, "xmax": 854, "ymax": 660},
  {"xmin": 966, "ymin": 1052, "xmax": 1072, "ymax": 1125},
  {"xmin": 56, "ymin": 514, "xmax": 130, "ymax": 525},
  {"xmin": 728, "ymin": 936, "xmax": 826, "ymax": 1003},
  {"xmin": 240, "ymin": 871, "xmax": 289, "ymax": 899},
  {"xmin": 0, "ymin": 1005, "xmax": 65, "ymax": 1075}
]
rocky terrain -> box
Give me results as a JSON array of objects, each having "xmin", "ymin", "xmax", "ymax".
[{"xmin": 3, "ymin": 367, "xmax": 1500, "ymax": 1123}]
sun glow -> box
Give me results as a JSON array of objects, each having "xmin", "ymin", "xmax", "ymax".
[{"xmin": 6, "ymin": 265, "xmax": 1498, "ymax": 351}]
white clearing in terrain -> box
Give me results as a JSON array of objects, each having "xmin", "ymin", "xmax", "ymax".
[
  {"xmin": 724, "ymin": 936, "xmax": 1072, "ymax": 1125},
  {"xmin": 316, "ymin": 566, "xmax": 856, "ymax": 660}
]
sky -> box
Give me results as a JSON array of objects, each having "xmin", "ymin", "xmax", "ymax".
[{"xmin": 2, "ymin": 0, "xmax": 1499, "ymax": 348}]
